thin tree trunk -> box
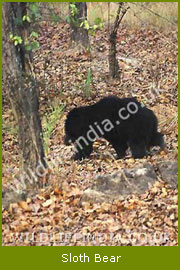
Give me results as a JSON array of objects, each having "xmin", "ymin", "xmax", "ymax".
[
  {"xmin": 109, "ymin": 3, "xmax": 129, "ymax": 78},
  {"xmin": 109, "ymin": 31, "xmax": 120, "ymax": 78},
  {"xmin": 2, "ymin": 3, "xmax": 46, "ymax": 185},
  {"xmin": 69, "ymin": 2, "xmax": 89, "ymax": 48}
]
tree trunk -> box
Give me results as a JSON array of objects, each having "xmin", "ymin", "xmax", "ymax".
[
  {"xmin": 69, "ymin": 2, "xmax": 89, "ymax": 48},
  {"xmin": 109, "ymin": 31, "xmax": 120, "ymax": 78},
  {"xmin": 108, "ymin": 3, "xmax": 129, "ymax": 79},
  {"xmin": 2, "ymin": 3, "xmax": 46, "ymax": 186}
]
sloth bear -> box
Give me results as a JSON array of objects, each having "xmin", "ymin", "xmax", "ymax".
[{"xmin": 64, "ymin": 96, "xmax": 165, "ymax": 160}]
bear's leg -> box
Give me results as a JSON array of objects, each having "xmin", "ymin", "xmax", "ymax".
[
  {"xmin": 149, "ymin": 132, "xmax": 165, "ymax": 149},
  {"xmin": 74, "ymin": 143, "xmax": 93, "ymax": 160},
  {"xmin": 111, "ymin": 140, "xmax": 128, "ymax": 159},
  {"xmin": 129, "ymin": 140, "xmax": 147, "ymax": 159}
]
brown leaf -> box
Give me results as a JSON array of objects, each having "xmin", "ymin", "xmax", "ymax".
[
  {"xmin": 68, "ymin": 188, "xmax": 83, "ymax": 197},
  {"xmin": 18, "ymin": 201, "xmax": 32, "ymax": 212},
  {"xmin": 42, "ymin": 199, "xmax": 53, "ymax": 207}
]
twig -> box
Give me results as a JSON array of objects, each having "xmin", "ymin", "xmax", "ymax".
[{"xmin": 113, "ymin": 3, "xmax": 129, "ymax": 34}]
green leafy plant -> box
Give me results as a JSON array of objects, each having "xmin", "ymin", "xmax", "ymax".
[
  {"xmin": 50, "ymin": 11, "xmax": 61, "ymax": 23},
  {"xmin": 9, "ymin": 34, "xmax": 23, "ymax": 46},
  {"xmin": 69, "ymin": 3, "xmax": 103, "ymax": 36},
  {"xmin": 24, "ymin": 41, "xmax": 40, "ymax": 51},
  {"xmin": 70, "ymin": 3, "xmax": 79, "ymax": 17},
  {"xmin": 10, "ymin": 3, "xmax": 40, "ymax": 52},
  {"xmin": 28, "ymin": 3, "xmax": 41, "ymax": 21},
  {"xmin": 22, "ymin": 14, "xmax": 31, "ymax": 23},
  {"xmin": 80, "ymin": 17, "xmax": 103, "ymax": 36},
  {"xmin": 24, "ymin": 31, "xmax": 39, "ymax": 51},
  {"xmin": 80, "ymin": 19, "xmax": 90, "ymax": 30},
  {"xmin": 42, "ymin": 102, "xmax": 65, "ymax": 154},
  {"xmin": 30, "ymin": 31, "xmax": 38, "ymax": 38},
  {"xmin": 84, "ymin": 68, "xmax": 92, "ymax": 98},
  {"xmin": 65, "ymin": 15, "xmax": 71, "ymax": 24}
]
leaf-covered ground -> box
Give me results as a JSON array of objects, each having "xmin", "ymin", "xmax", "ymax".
[{"xmin": 2, "ymin": 22, "xmax": 178, "ymax": 246}]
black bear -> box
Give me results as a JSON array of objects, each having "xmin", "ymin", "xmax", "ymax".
[{"xmin": 64, "ymin": 96, "xmax": 165, "ymax": 160}]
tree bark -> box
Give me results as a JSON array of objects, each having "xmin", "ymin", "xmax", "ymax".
[
  {"xmin": 109, "ymin": 31, "xmax": 120, "ymax": 78},
  {"xmin": 109, "ymin": 3, "xmax": 129, "ymax": 78},
  {"xmin": 69, "ymin": 2, "xmax": 89, "ymax": 48},
  {"xmin": 2, "ymin": 3, "xmax": 46, "ymax": 185}
]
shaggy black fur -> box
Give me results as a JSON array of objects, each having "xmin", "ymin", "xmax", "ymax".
[{"xmin": 64, "ymin": 96, "xmax": 165, "ymax": 160}]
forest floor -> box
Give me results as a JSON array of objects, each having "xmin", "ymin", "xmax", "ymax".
[{"xmin": 2, "ymin": 22, "xmax": 178, "ymax": 246}]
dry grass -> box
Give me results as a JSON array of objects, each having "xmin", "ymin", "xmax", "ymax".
[
  {"xmin": 87, "ymin": 2, "xmax": 178, "ymax": 30},
  {"xmin": 125, "ymin": 2, "xmax": 178, "ymax": 29},
  {"xmin": 46, "ymin": 2, "xmax": 178, "ymax": 30}
]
